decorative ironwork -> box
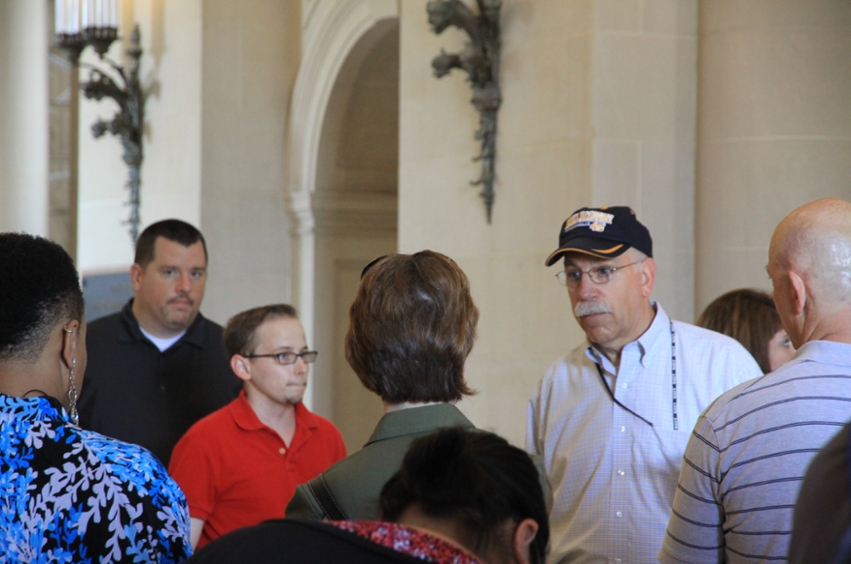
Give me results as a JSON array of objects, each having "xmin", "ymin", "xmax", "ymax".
[
  {"xmin": 427, "ymin": 0, "xmax": 502, "ymax": 223},
  {"xmin": 80, "ymin": 25, "xmax": 145, "ymax": 243}
]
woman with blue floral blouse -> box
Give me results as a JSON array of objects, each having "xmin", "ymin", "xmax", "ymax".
[{"xmin": 0, "ymin": 232, "xmax": 192, "ymax": 563}]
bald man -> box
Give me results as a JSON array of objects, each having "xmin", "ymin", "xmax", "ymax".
[{"xmin": 659, "ymin": 198, "xmax": 851, "ymax": 564}]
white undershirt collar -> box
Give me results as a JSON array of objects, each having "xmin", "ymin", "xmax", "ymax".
[{"xmin": 139, "ymin": 327, "xmax": 186, "ymax": 352}]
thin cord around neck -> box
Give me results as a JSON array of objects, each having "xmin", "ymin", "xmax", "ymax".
[{"xmin": 593, "ymin": 320, "xmax": 678, "ymax": 430}]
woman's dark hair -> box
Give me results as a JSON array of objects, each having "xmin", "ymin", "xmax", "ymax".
[
  {"xmin": 345, "ymin": 250, "xmax": 478, "ymax": 403},
  {"xmin": 697, "ymin": 288, "xmax": 783, "ymax": 373},
  {"xmin": 0, "ymin": 233, "xmax": 84, "ymax": 363},
  {"xmin": 223, "ymin": 304, "xmax": 298, "ymax": 358},
  {"xmin": 380, "ymin": 427, "xmax": 549, "ymax": 564}
]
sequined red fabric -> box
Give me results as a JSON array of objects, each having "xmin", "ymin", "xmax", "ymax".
[{"xmin": 331, "ymin": 520, "xmax": 483, "ymax": 564}]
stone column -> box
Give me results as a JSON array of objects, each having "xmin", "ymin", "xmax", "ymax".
[
  {"xmin": 0, "ymin": 0, "xmax": 49, "ymax": 235},
  {"xmin": 587, "ymin": 0, "xmax": 699, "ymax": 321},
  {"xmin": 695, "ymin": 1, "xmax": 851, "ymax": 310}
]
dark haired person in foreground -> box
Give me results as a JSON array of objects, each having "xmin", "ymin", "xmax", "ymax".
[
  {"xmin": 169, "ymin": 304, "xmax": 346, "ymax": 549},
  {"xmin": 186, "ymin": 427, "xmax": 549, "ymax": 564},
  {"xmin": 79, "ymin": 218, "xmax": 240, "ymax": 465},
  {"xmin": 789, "ymin": 420, "xmax": 851, "ymax": 564},
  {"xmin": 697, "ymin": 288, "xmax": 795, "ymax": 374},
  {"xmin": 287, "ymin": 250, "xmax": 481, "ymax": 520},
  {"xmin": 0, "ymin": 232, "xmax": 191, "ymax": 562}
]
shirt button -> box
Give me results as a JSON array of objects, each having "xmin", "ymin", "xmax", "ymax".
[
  {"xmin": 620, "ymin": 426, "xmax": 626, "ymax": 433},
  {"xmin": 616, "ymin": 511, "xmax": 623, "ymax": 518},
  {"xmin": 621, "ymin": 383, "xmax": 628, "ymax": 389},
  {"xmin": 278, "ymin": 447, "xmax": 285, "ymax": 455},
  {"xmin": 617, "ymin": 470, "xmax": 625, "ymax": 476}
]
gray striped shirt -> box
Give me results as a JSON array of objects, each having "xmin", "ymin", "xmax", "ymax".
[{"xmin": 660, "ymin": 340, "xmax": 851, "ymax": 564}]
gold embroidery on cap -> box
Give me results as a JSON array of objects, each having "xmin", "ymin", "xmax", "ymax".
[{"xmin": 564, "ymin": 210, "xmax": 615, "ymax": 233}]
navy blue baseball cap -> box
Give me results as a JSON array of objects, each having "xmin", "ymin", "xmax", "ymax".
[{"xmin": 545, "ymin": 206, "xmax": 653, "ymax": 266}]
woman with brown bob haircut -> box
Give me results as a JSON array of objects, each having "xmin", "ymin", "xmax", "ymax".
[
  {"xmin": 697, "ymin": 288, "xmax": 795, "ymax": 374},
  {"xmin": 346, "ymin": 250, "xmax": 477, "ymax": 403},
  {"xmin": 287, "ymin": 250, "xmax": 481, "ymax": 521}
]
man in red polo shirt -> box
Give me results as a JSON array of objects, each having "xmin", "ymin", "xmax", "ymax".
[{"xmin": 169, "ymin": 304, "xmax": 346, "ymax": 549}]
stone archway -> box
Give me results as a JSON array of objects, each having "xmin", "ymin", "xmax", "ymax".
[{"xmin": 285, "ymin": 0, "xmax": 398, "ymax": 450}]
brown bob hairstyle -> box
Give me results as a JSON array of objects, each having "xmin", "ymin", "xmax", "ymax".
[
  {"xmin": 345, "ymin": 251, "xmax": 479, "ymax": 404},
  {"xmin": 697, "ymin": 288, "xmax": 783, "ymax": 374},
  {"xmin": 223, "ymin": 304, "xmax": 298, "ymax": 359}
]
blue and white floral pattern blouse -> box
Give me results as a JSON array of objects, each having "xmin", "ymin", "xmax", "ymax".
[{"xmin": 0, "ymin": 394, "xmax": 192, "ymax": 563}]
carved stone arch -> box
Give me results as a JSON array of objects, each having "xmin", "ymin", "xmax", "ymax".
[{"xmin": 284, "ymin": 0, "xmax": 398, "ymax": 411}]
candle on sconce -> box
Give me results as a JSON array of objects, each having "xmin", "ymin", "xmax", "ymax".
[{"xmin": 55, "ymin": 0, "xmax": 63, "ymax": 34}]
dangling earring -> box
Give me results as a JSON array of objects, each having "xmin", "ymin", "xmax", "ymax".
[{"xmin": 68, "ymin": 357, "xmax": 79, "ymax": 426}]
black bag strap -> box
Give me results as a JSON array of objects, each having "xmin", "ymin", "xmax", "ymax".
[{"xmin": 306, "ymin": 473, "xmax": 348, "ymax": 521}]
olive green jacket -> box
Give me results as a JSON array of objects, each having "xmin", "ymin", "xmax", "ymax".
[{"xmin": 285, "ymin": 403, "xmax": 475, "ymax": 520}]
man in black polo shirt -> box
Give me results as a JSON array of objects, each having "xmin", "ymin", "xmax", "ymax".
[{"xmin": 79, "ymin": 219, "xmax": 239, "ymax": 465}]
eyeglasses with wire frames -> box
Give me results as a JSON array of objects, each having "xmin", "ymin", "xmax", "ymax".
[
  {"xmin": 556, "ymin": 259, "xmax": 644, "ymax": 288},
  {"xmin": 243, "ymin": 351, "xmax": 319, "ymax": 365}
]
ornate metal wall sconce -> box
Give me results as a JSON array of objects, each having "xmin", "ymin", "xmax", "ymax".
[
  {"xmin": 55, "ymin": 0, "xmax": 146, "ymax": 244},
  {"xmin": 427, "ymin": 0, "xmax": 502, "ymax": 223},
  {"xmin": 80, "ymin": 26, "xmax": 145, "ymax": 243}
]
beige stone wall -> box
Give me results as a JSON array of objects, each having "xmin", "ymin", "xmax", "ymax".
[
  {"xmin": 48, "ymin": 45, "xmax": 74, "ymax": 253},
  {"xmin": 199, "ymin": 1, "xmax": 301, "ymax": 324},
  {"xmin": 695, "ymin": 0, "xmax": 851, "ymax": 312},
  {"xmin": 399, "ymin": 0, "xmax": 698, "ymax": 446},
  {"xmin": 78, "ymin": 0, "xmax": 203, "ymax": 272},
  {"xmin": 589, "ymin": 0, "xmax": 698, "ymax": 321},
  {"xmin": 76, "ymin": 0, "xmax": 299, "ymax": 330},
  {"xmin": 0, "ymin": 0, "xmax": 49, "ymax": 235},
  {"xmin": 310, "ymin": 17, "xmax": 398, "ymax": 450},
  {"xmin": 400, "ymin": 0, "xmax": 575, "ymax": 446}
]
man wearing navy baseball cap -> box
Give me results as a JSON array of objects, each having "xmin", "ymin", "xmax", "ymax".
[{"xmin": 526, "ymin": 206, "xmax": 762, "ymax": 564}]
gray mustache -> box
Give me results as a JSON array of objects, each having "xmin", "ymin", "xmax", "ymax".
[{"xmin": 574, "ymin": 301, "xmax": 611, "ymax": 317}]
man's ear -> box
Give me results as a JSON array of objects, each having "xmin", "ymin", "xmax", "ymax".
[
  {"xmin": 129, "ymin": 263, "xmax": 144, "ymax": 294},
  {"xmin": 512, "ymin": 518, "xmax": 539, "ymax": 564},
  {"xmin": 789, "ymin": 271, "xmax": 807, "ymax": 315},
  {"xmin": 231, "ymin": 355, "xmax": 251, "ymax": 383},
  {"xmin": 640, "ymin": 257, "xmax": 657, "ymax": 298}
]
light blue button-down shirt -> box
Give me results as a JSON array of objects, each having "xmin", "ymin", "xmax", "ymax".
[{"xmin": 527, "ymin": 303, "xmax": 762, "ymax": 564}]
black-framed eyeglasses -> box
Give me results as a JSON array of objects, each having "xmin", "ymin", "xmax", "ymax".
[
  {"xmin": 243, "ymin": 351, "xmax": 319, "ymax": 365},
  {"xmin": 556, "ymin": 259, "xmax": 644, "ymax": 288}
]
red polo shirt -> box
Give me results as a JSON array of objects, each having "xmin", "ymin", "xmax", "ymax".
[{"xmin": 169, "ymin": 390, "xmax": 346, "ymax": 548}]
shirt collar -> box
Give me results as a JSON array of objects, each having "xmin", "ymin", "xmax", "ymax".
[
  {"xmin": 790, "ymin": 340, "xmax": 851, "ymax": 367},
  {"xmin": 119, "ymin": 298, "xmax": 209, "ymax": 349},
  {"xmin": 0, "ymin": 394, "xmax": 68, "ymax": 423},
  {"xmin": 365, "ymin": 403, "xmax": 474, "ymax": 446},
  {"xmin": 230, "ymin": 389, "xmax": 319, "ymax": 432}
]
